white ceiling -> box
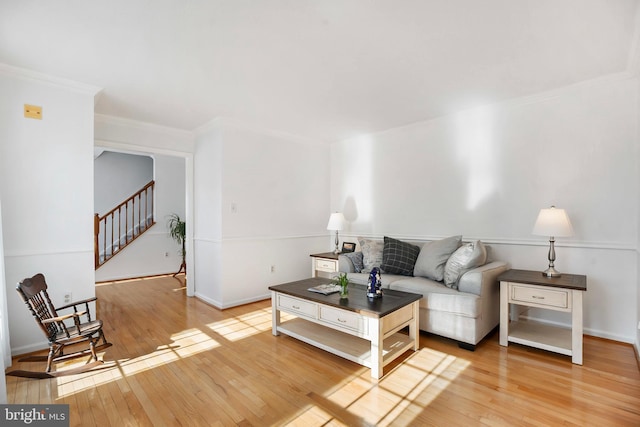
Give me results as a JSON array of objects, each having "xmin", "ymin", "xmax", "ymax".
[{"xmin": 1, "ymin": 1, "xmax": 638, "ymax": 142}]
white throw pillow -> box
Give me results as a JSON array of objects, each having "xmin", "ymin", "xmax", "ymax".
[{"xmin": 443, "ymin": 240, "xmax": 487, "ymax": 289}]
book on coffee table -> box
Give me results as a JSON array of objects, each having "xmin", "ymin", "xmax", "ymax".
[{"xmin": 307, "ymin": 283, "xmax": 341, "ymax": 295}]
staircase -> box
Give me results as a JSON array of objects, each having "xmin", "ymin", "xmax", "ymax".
[{"xmin": 94, "ymin": 180, "xmax": 155, "ymax": 269}]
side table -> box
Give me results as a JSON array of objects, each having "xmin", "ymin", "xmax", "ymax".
[
  {"xmin": 310, "ymin": 252, "xmax": 339, "ymax": 278},
  {"xmin": 498, "ymin": 269, "xmax": 587, "ymax": 365}
]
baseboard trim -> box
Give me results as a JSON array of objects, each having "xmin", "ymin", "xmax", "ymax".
[
  {"xmin": 11, "ymin": 341, "xmax": 49, "ymax": 358},
  {"xmin": 194, "ymin": 292, "xmax": 271, "ymax": 310},
  {"xmin": 194, "ymin": 292, "xmax": 222, "ymax": 309},
  {"xmin": 96, "ymin": 272, "xmax": 183, "ymax": 285}
]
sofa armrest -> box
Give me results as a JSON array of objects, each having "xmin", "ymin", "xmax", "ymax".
[
  {"xmin": 457, "ymin": 261, "xmax": 509, "ymax": 296},
  {"xmin": 338, "ymin": 254, "xmax": 356, "ymax": 273}
]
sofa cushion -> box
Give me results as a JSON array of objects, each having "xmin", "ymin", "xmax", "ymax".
[
  {"xmin": 358, "ymin": 238, "xmax": 384, "ymax": 272},
  {"xmin": 343, "ymin": 252, "xmax": 364, "ymax": 273},
  {"xmin": 444, "ymin": 241, "xmax": 487, "ymax": 289},
  {"xmin": 389, "ymin": 277, "xmax": 481, "ymax": 318},
  {"xmin": 344, "ymin": 272, "xmax": 405, "ymax": 288},
  {"xmin": 381, "ymin": 236, "xmax": 420, "ymax": 276},
  {"xmin": 413, "ymin": 235, "xmax": 462, "ymax": 281}
]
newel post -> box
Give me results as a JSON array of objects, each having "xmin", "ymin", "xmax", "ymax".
[{"xmin": 94, "ymin": 213, "xmax": 100, "ymax": 268}]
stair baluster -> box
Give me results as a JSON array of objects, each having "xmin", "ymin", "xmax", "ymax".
[{"xmin": 94, "ymin": 180, "xmax": 156, "ymax": 269}]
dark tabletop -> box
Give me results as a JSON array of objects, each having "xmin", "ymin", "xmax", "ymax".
[
  {"xmin": 497, "ymin": 269, "xmax": 587, "ymax": 291},
  {"xmin": 310, "ymin": 252, "xmax": 340, "ymax": 260},
  {"xmin": 269, "ymin": 277, "xmax": 422, "ymax": 318}
]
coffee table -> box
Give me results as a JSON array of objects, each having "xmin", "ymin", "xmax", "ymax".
[{"xmin": 269, "ymin": 277, "xmax": 421, "ymax": 379}]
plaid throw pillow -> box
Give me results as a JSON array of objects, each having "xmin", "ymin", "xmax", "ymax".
[{"xmin": 381, "ymin": 236, "xmax": 420, "ymax": 276}]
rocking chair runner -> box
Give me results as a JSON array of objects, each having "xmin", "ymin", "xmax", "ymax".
[{"xmin": 9, "ymin": 273, "xmax": 112, "ymax": 378}]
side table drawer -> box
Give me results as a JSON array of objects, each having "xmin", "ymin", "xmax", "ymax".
[
  {"xmin": 510, "ymin": 284, "xmax": 569, "ymax": 309},
  {"xmin": 277, "ymin": 295, "xmax": 317, "ymax": 319},
  {"xmin": 315, "ymin": 259, "xmax": 338, "ymax": 272},
  {"xmin": 319, "ymin": 306, "xmax": 365, "ymax": 334}
]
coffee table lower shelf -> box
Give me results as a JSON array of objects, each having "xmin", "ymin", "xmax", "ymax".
[{"xmin": 277, "ymin": 318, "xmax": 415, "ymax": 370}]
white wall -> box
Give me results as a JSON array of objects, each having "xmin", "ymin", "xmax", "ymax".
[
  {"xmin": 637, "ymin": 72, "xmax": 640, "ymax": 358},
  {"xmin": 0, "ymin": 68, "xmax": 98, "ymax": 354},
  {"xmin": 0, "ymin": 198, "xmax": 9, "ymax": 403},
  {"xmin": 194, "ymin": 120, "xmax": 330, "ymax": 308},
  {"xmin": 94, "ymin": 115, "xmax": 191, "ymax": 282},
  {"xmin": 94, "ymin": 151, "xmax": 153, "ymax": 215},
  {"xmin": 331, "ymin": 74, "xmax": 639, "ymax": 343},
  {"xmin": 194, "ymin": 124, "xmax": 223, "ymax": 304}
]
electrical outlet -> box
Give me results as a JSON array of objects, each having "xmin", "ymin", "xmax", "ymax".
[
  {"xmin": 63, "ymin": 292, "xmax": 72, "ymax": 304},
  {"xmin": 270, "ymin": 265, "xmax": 275, "ymax": 273},
  {"xmin": 164, "ymin": 252, "xmax": 169, "ymax": 258}
]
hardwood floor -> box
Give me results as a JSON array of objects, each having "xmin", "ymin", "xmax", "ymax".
[{"xmin": 6, "ymin": 275, "xmax": 640, "ymax": 426}]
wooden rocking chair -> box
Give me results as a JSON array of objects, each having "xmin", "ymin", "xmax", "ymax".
[{"xmin": 7, "ymin": 273, "xmax": 112, "ymax": 379}]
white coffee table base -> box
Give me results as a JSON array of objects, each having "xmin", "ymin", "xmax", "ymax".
[{"xmin": 271, "ymin": 291, "xmax": 419, "ymax": 379}]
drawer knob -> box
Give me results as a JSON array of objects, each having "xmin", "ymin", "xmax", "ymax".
[
  {"xmin": 532, "ymin": 296, "xmax": 545, "ymax": 300},
  {"xmin": 338, "ymin": 318, "xmax": 347, "ymax": 323},
  {"xmin": 293, "ymin": 305, "xmax": 300, "ymax": 309}
]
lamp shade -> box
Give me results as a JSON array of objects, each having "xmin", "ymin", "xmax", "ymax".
[
  {"xmin": 532, "ymin": 206, "xmax": 573, "ymax": 237},
  {"xmin": 326, "ymin": 212, "xmax": 345, "ymax": 231}
]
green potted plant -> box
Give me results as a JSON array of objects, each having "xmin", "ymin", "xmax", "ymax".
[
  {"xmin": 333, "ymin": 272, "xmax": 349, "ymax": 299},
  {"xmin": 167, "ymin": 213, "xmax": 186, "ymax": 276}
]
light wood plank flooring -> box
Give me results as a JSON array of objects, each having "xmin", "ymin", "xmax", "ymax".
[{"xmin": 6, "ymin": 275, "xmax": 640, "ymax": 426}]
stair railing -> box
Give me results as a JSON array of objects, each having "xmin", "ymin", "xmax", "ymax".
[{"xmin": 94, "ymin": 180, "xmax": 155, "ymax": 269}]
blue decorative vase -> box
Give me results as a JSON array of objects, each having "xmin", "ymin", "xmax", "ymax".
[{"xmin": 367, "ymin": 267, "xmax": 382, "ymax": 299}]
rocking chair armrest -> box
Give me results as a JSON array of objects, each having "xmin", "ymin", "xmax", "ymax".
[
  {"xmin": 42, "ymin": 312, "xmax": 83, "ymax": 324},
  {"xmin": 56, "ymin": 297, "xmax": 97, "ymax": 312}
]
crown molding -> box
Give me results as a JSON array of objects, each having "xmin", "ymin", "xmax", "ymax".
[
  {"xmin": 94, "ymin": 139, "xmax": 194, "ymax": 157},
  {"xmin": 193, "ymin": 116, "xmax": 224, "ymax": 135},
  {"xmin": 0, "ymin": 62, "xmax": 102, "ymax": 96},
  {"xmin": 94, "ymin": 113, "xmax": 194, "ymax": 140}
]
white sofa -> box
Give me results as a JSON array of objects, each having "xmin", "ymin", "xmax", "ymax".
[{"xmin": 338, "ymin": 237, "xmax": 509, "ymax": 350}]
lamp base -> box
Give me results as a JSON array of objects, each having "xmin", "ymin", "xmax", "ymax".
[{"xmin": 542, "ymin": 266, "xmax": 562, "ymax": 278}]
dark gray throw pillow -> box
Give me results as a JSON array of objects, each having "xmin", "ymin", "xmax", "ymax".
[
  {"xmin": 381, "ymin": 236, "xmax": 420, "ymax": 276},
  {"xmin": 343, "ymin": 251, "xmax": 364, "ymax": 273}
]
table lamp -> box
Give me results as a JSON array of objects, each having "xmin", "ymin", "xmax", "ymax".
[
  {"xmin": 532, "ymin": 206, "xmax": 574, "ymax": 277},
  {"xmin": 327, "ymin": 212, "xmax": 345, "ymax": 254}
]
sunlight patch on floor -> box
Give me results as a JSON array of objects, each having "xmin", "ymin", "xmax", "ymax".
[
  {"xmin": 54, "ymin": 328, "xmax": 220, "ymax": 397},
  {"xmin": 51, "ymin": 307, "xmax": 284, "ymax": 399},
  {"xmin": 207, "ymin": 308, "xmax": 294, "ymax": 341},
  {"xmin": 287, "ymin": 348, "xmax": 470, "ymax": 426},
  {"xmin": 285, "ymin": 406, "xmax": 345, "ymax": 427}
]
